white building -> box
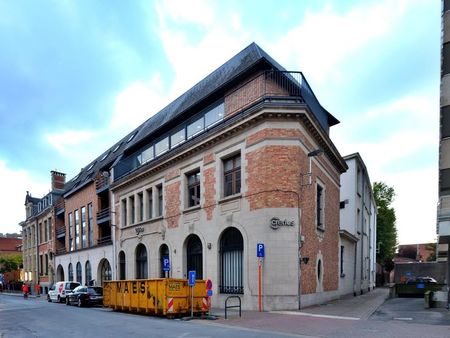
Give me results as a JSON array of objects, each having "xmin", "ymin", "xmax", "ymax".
[{"xmin": 339, "ymin": 153, "xmax": 377, "ymax": 296}]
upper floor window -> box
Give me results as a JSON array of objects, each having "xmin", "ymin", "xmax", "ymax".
[
  {"xmin": 187, "ymin": 171, "xmax": 201, "ymax": 207},
  {"xmin": 157, "ymin": 184, "xmax": 163, "ymax": 217},
  {"xmin": 171, "ymin": 128, "xmax": 186, "ymax": 147},
  {"xmin": 155, "ymin": 137, "xmax": 169, "ymax": 156},
  {"xmin": 316, "ymin": 183, "xmax": 325, "ymax": 230},
  {"xmin": 121, "ymin": 199, "xmax": 127, "ymax": 227},
  {"xmin": 223, "ymin": 154, "xmax": 241, "ymax": 197},
  {"xmin": 187, "ymin": 117, "xmax": 204, "ymax": 139}
]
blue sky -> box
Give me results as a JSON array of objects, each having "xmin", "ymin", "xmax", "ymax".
[{"xmin": 0, "ymin": 0, "xmax": 440, "ymax": 244}]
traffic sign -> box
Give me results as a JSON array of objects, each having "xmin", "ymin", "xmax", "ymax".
[
  {"xmin": 188, "ymin": 271, "xmax": 196, "ymax": 286},
  {"xmin": 206, "ymin": 279, "xmax": 212, "ymax": 290},
  {"xmin": 257, "ymin": 243, "xmax": 265, "ymax": 257},
  {"xmin": 162, "ymin": 256, "xmax": 170, "ymax": 272},
  {"xmin": 207, "ymin": 289, "xmax": 213, "ymax": 297}
]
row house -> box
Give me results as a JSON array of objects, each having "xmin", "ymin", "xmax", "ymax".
[
  {"xmin": 339, "ymin": 153, "xmax": 377, "ymax": 297},
  {"xmin": 20, "ymin": 171, "xmax": 65, "ymax": 294}
]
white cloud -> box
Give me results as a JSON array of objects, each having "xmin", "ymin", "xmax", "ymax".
[
  {"xmin": 109, "ymin": 74, "xmax": 168, "ymax": 133},
  {"xmin": 156, "ymin": 0, "xmax": 215, "ymax": 27},
  {"xmin": 271, "ymin": 0, "xmax": 407, "ymax": 82},
  {"xmin": 46, "ymin": 130, "xmax": 95, "ymax": 154},
  {"xmin": 0, "ymin": 160, "xmax": 48, "ymax": 234}
]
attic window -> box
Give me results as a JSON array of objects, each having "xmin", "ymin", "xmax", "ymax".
[
  {"xmin": 100, "ymin": 152, "xmax": 109, "ymax": 161},
  {"xmin": 112, "ymin": 143, "xmax": 121, "ymax": 153},
  {"xmin": 127, "ymin": 132, "xmax": 136, "ymax": 143},
  {"xmin": 87, "ymin": 162, "xmax": 95, "ymax": 171}
]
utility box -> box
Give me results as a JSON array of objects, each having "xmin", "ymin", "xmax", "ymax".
[{"xmin": 103, "ymin": 278, "xmax": 208, "ymax": 316}]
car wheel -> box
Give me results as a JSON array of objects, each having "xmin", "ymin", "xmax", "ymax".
[
  {"xmin": 47, "ymin": 295, "xmax": 51, "ymax": 303},
  {"xmin": 66, "ymin": 297, "xmax": 70, "ymax": 306},
  {"xmin": 57, "ymin": 295, "xmax": 61, "ymax": 303},
  {"xmin": 78, "ymin": 298, "xmax": 83, "ymax": 307}
]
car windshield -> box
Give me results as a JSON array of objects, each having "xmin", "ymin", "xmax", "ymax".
[
  {"xmin": 72, "ymin": 286, "xmax": 83, "ymax": 292},
  {"xmin": 88, "ymin": 287, "xmax": 103, "ymax": 295}
]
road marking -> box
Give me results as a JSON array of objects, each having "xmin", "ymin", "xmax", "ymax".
[
  {"xmin": 271, "ymin": 311, "xmax": 360, "ymax": 321},
  {"xmin": 393, "ymin": 317, "xmax": 413, "ymax": 321}
]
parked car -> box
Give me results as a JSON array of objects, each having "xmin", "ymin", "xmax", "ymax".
[
  {"xmin": 47, "ymin": 281, "xmax": 80, "ymax": 303},
  {"xmin": 65, "ymin": 285, "xmax": 103, "ymax": 307},
  {"xmin": 406, "ymin": 276, "xmax": 437, "ymax": 284}
]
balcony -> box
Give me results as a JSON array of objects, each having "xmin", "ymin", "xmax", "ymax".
[
  {"xmin": 55, "ymin": 247, "xmax": 66, "ymax": 255},
  {"xmin": 97, "ymin": 235, "xmax": 112, "ymax": 246},
  {"xmin": 55, "ymin": 198, "xmax": 65, "ymax": 216},
  {"xmin": 95, "ymin": 175, "xmax": 110, "ymax": 194},
  {"xmin": 96, "ymin": 207, "xmax": 111, "ymax": 225},
  {"xmin": 55, "ymin": 226, "xmax": 65, "ymax": 239}
]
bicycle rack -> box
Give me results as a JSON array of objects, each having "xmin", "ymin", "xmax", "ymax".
[{"xmin": 224, "ymin": 296, "xmax": 241, "ymax": 319}]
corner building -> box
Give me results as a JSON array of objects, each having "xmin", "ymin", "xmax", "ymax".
[{"xmin": 111, "ymin": 43, "xmax": 347, "ymax": 310}]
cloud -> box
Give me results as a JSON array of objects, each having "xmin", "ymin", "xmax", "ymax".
[
  {"xmin": 271, "ymin": 0, "xmax": 407, "ymax": 83},
  {"xmin": 45, "ymin": 130, "xmax": 95, "ymax": 155},
  {"xmin": 0, "ymin": 160, "xmax": 48, "ymax": 234},
  {"xmin": 156, "ymin": 0, "xmax": 215, "ymax": 27}
]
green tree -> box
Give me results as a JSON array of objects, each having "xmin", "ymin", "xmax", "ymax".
[
  {"xmin": 373, "ymin": 181, "xmax": 398, "ymax": 264},
  {"xmin": 0, "ymin": 254, "xmax": 22, "ymax": 273}
]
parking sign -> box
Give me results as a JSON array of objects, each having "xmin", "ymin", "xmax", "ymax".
[
  {"xmin": 257, "ymin": 243, "xmax": 265, "ymax": 257},
  {"xmin": 163, "ymin": 256, "xmax": 170, "ymax": 272},
  {"xmin": 188, "ymin": 271, "xmax": 196, "ymax": 286}
]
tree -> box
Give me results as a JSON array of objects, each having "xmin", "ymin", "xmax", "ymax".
[
  {"xmin": 0, "ymin": 254, "xmax": 22, "ymax": 273},
  {"xmin": 373, "ymin": 182, "xmax": 398, "ymax": 264}
]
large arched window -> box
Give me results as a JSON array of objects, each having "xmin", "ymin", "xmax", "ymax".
[
  {"xmin": 119, "ymin": 251, "xmax": 126, "ymax": 280},
  {"xmin": 100, "ymin": 259, "xmax": 112, "ymax": 286},
  {"xmin": 159, "ymin": 244, "xmax": 169, "ymax": 278},
  {"xmin": 68, "ymin": 263, "xmax": 73, "ymax": 281},
  {"xmin": 220, "ymin": 227, "xmax": 244, "ymax": 294},
  {"xmin": 56, "ymin": 264, "xmax": 64, "ymax": 282},
  {"xmin": 186, "ymin": 235, "xmax": 203, "ymax": 279},
  {"xmin": 136, "ymin": 244, "xmax": 148, "ymax": 279},
  {"xmin": 85, "ymin": 261, "xmax": 92, "ymax": 285},
  {"xmin": 76, "ymin": 262, "xmax": 82, "ymax": 284}
]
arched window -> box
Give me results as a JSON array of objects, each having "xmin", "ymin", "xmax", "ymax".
[
  {"xmin": 136, "ymin": 244, "xmax": 148, "ymax": 279},
  {"xmin": 85, "ymin": 261, "xmax": 92, "ymax": 285},
  {"xmin": 317, "ymin": 259, "xmax": 322, "ymax": 282},
  {"xmin": 56, "ymin": 264, "xmax": 64, "ymax": 282},
  {"xmin": 76, "ymin": 262, "xmax": 82, "ymax": 284},
  {"xmin": 186, "ymin": 235, "xmax": 203, "ymax": 279},
  {"xmin": 119, "ymin": 251, "xmax": 126, "ymax": 280},
  {"xmin": 100, "ymin": 259, "xmax": 112, "ymax": 286},
  {"xmin": 159, "ymin": 244, "xmax": 169, "ymax": 278},
  {"xmin": 220, "ymin": 227, "xmax": 243, "ymax": 294},
  {"xmin": 68, "ymin": 263, "xmax": 73, "ymax": 281}
]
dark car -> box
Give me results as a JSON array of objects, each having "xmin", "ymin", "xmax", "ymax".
[
  {"xmin": 406, "ymin": 276, "xmax": 437, "ymax": 284},
  {"xmin": 65, "ymin": 286, "xmax": 103, "ymax": 307}
]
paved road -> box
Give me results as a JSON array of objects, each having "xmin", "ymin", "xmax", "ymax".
[{"xmin": 0, "ymin": 295, "xmax": 309, "ymax": 338}]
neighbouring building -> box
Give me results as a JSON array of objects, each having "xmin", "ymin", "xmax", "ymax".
[
  {"xmin": 338, "ymin": 153, "xmax": 376, "ymax": 297},
  {"xmin": 20, "ymin": 171, "xmax": 65, "ymax": 294},
  {"xmin": 397, "ymin": 243, "xmax": 436, "ymax": 262},
  {"xmin": 0, "ymin": 235, "xmax": 22, "ymax": 286},
  {"xmin": 438, "ymin": 0, "xmax": 450, "ymax": 292}
]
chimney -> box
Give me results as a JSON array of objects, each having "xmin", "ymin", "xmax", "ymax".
[{"xmin": 51, "ymin": 170, "xmax": 66, "ymax": 190}]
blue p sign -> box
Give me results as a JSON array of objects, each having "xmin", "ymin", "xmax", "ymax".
[
  {"xmin": 163, "ymin": 256, "xmax": 170, "ymax": 272},
  {"xmin": 257, "ymin": 243, "xmax": 265, "ymax": 257},
  {"xmin": 188, "ymin": 271, "xmax": 196, "ymax": 286}
]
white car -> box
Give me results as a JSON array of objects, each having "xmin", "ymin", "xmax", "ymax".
[{"xmin": 47, "ymin": 281, "xmax": 80, "ymax": 303}]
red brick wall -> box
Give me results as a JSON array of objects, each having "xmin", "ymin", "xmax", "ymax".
[
  {"xmin": 203, "ymin": 167, "xmax": 216, "ymax": 220},
  {"xmin": 64, "ymin": 183, "xmax": 99, "ymax": 248},
  {"xmin": 165, "ymin": 181, "xmax": 181, "ymax": 229}
]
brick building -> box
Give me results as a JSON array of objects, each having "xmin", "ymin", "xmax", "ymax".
[
  {"xmin": 0, "ymin": 235, "xmax": 22, "ymax": 286},
  {"xmin": 109, "ymin": 43, "xmax": 347, "ymax": 310}
]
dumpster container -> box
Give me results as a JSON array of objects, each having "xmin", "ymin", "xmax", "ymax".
[{"xmin": 103, "ymin": 278, "xmax": 208, "ymax": 317}]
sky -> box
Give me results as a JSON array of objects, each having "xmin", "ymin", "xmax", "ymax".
[{"xmin": 0, "ymin": 0, "xmax": 440, "ymax": 245}]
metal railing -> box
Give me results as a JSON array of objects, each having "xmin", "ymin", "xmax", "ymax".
[
  {"xmin": 55, "ymin": 227, "xmax": 65, "ymax": 237},
  {"xmin": 224, "ymin": 296, "xmax": 241, "ymax": 319},
  {"xmin": 55, "ymin": 247, "xmax": 66, "ymax": 255},
  {"xmin": 96, "ymin": 208, "xmax": 111, "ymax": 222},
  {"xmin": 97, "ymin": 235, "xmax": 112, "ymax": 246},
  {"xmin": 95, "ymin": 175, "xmax": 109, "ymax": 192}
]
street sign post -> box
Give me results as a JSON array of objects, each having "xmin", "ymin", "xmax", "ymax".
[
  {"xmin": 188, "ymin": 271, "xmax": 196, "ymax": 318},
  {"xmin": 256, "ymin": 243, "xmax": 264, "ymax": 312}
]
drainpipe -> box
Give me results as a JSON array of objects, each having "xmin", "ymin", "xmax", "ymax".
[{"xmin": 110, "ymin": 171, "xmax": 117, "ymax": 281}]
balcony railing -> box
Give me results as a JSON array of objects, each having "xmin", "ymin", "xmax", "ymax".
[
  {"xmin": 55, "ymin": 198, "xmax": 65, "ymax": 216},
  {"xmin": 55, "ymin": 226, "xmax": 65, "ymax": 238},
  {"xmin": 96, "ymin": 207, "xmax": 111, "ymax": 224},
  {"xmin": 97, "ymin": 235, "xmax": 112, "ymax": 246},
  {"xmin": 55, "ymin": 247, "xmax": 66, "ymax": 255},
  {"xmin": 95, "ymin": 175, "xmax": 110, "ymax": 193}
]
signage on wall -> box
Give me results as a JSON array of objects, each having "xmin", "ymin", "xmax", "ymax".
[
  {"xmin": 256, "ymin": 243, "xmax": 265, "ymax": 257},
  {"xmin": 270, "ymin": 217, "xmax": 294, "ymax": 230},
  {"xmin": 163, "ymin": 256, "xmax": 170, "ymax": 272}
]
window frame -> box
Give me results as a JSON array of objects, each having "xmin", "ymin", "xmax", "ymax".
[
  {"xmin": 316, "ymin": 182, "xmax": 325, "ymax": 230},
  {"xmin": 186, "ymin": 170, "xmax": 201, "ymax": 208},
  {"xmin": 223, "ymin": 154, "xmax": 241, "ymax": 197}
]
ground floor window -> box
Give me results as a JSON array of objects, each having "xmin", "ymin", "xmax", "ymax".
[
  {"xmin": 100, "ymin": 259, "xmax": 112, "ymax": 285},
  {"xmin": 136, "ymin": 244, "xmax": 148, "ymax": 279},
  {"xmin": 68, "ymin": 263, "xmax": 73, "ymax": 281},
  {"xmin": 220, "ymin": 227, "xmax": 244, "ymax": 294},
  {"xmin": 85, "ymin": 261, "xmax": 92, "ymax": 285},
  {"xmin": 76, "ymin": 262, "xmax": 82, "ymax": 284},
  {"xmin": 186, "ymin": 235, "xmax": 203, "ymax": 279},
  {"xmin": 119, "ymin": 251, "xmax": 126, "ymax": 280}
]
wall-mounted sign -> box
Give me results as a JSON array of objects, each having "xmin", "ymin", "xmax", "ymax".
[{"xmin": 270, "ymin": 217, "xmax": 294, "ymax": 230}]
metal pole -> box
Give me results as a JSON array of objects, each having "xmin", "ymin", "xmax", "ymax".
[
  {"xmin": 258, "ymin": 258, "xmax": 262, "ymax": 312},
  {"xmin": 191, "ymin": 286, "xmax": 194, "ymax": 318}
]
